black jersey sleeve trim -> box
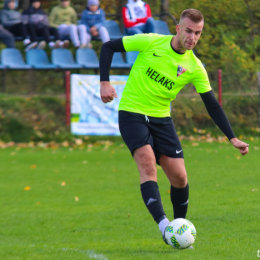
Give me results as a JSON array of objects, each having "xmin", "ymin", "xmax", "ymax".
[
  {"xmin": 99, "ymin": 38, "xmax": 126, "ymax": 82},
  {"xmin": 200, "ymin": 90, "xmax": 235, "ymax": 140}
]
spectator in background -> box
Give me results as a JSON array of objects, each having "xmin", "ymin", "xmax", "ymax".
[
  {"xmin": 49, "ymin": 0, "xmax": 91, "ymax": 48},
  {"xmin": 0, "ymin": 25, "xmax": 15, "ymax": 48},
  {"xmin": 81, "ymin": 0, "xmax": 109, "ymax": 43},
  {"xmin": 1, "ymin": 0, "xmax": 41, "ymax": 51},
  {"xmin": 122, "ymin": 0, "xmax": 155, "ymax": 35},
  {"xmin": 22, "ymin": 0, "xmax": 69, "ymax": 49}
]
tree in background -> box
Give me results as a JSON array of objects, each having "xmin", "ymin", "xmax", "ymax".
[
  {"xmin": 13, "ymin": 0, "xmax": 260, "ymax": 91},
  {"xmin": 167, "ymin": 0, "xmax": 260, "ymax": 91}
]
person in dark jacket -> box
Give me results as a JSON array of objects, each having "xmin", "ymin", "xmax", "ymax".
[
  {"xmin": 0, "ymin": 24, "xmax": 15, "ymax": 48},
  {"xmin": 1, "ymin": 0, "xmax": 40, "ymax": 51},
  {"xmin": 22, "ymin": 0, "xmax": 69, "ymax": 49},
  {"xmin": 81, "ymin": 0, "xmax": 109, "ymax": 43}
]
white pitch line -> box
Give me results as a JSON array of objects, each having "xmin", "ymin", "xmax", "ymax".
[
  {"xmin": 62, "ymin": 248, "xmax": 108, "ymax": 260},
  {"xmin": 87, "ymin": 250, "xmax": 108, "ymax": 260},
  {"xmin": 0, "ymin": 243, "xmax": 108, "ymax": 260}
]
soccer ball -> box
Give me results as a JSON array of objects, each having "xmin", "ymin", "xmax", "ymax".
[{"xmin": 164, "ymin": 218, "xmax": 196, "ymax": 249}]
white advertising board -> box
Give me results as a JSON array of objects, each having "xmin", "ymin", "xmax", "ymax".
[{"xmin": 71, "ymin": 74, "xmax": 128, "ymax": 135}]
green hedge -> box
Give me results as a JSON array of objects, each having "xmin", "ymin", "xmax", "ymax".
[{"xmin": 0, "ymin": 94, "xmax": 259, "ymax": 142}]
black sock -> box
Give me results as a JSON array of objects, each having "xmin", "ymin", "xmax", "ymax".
[
  {"xmin": 140, "ymin": 181, "xmax": 166, "ymax": 224},
  {"xmin": 171, "ymin": 184, "xmax": 189, "ymax": 219}
]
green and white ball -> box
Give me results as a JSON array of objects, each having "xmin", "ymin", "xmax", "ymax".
[{"xmin": 164, "ymin": 218, "xmax": 196, "ymax": 249}]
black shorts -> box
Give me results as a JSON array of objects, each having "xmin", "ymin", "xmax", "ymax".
[{"xmin": 119, "ymin": 110, "xmax": 183, "ymax": 165}]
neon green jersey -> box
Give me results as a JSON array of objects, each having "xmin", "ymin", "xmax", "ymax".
[{"xmin": 119, "ymin": 33, "xmax": 212, "ymax": 117}]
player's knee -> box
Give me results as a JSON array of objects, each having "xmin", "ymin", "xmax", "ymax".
[{"xmin": 175, "ymin": 172, "xmax": 187, "ymax": 188}]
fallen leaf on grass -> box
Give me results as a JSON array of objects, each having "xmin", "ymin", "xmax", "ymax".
[
  {"xmin": 62, "ymin": 141, "xmax": 69, "ymax": 147},
  {"xmin": 31, "ymin": 165, "xmax": 37, "ymax": 169},
  {"xmin": 10, "ymin": 152, "xmax": 16, "ymax": 156},
  {"xmin": 75, "ymin": 139, "xmax": 83, "ymax": 145},
  {"xmin": 75, "ymin": 196, "xmax": 79, "ymax": 201},
  {"xmin": 24, "ymin": 186, "xmax": 31, "ymax": 191},
  {"xmin": 36, "ymin": 202, "xmax": 41, "ymax": 205},
  {"xmin": 82, "ymin": 161, "xmax": 87, "ymax": 164},
  {"xmin": 61, "ymin": 182, "xmax": 66, "ymax": 186}
]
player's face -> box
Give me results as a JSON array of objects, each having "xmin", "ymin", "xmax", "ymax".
[{"xmin": 176, "ymin": 18, "xmax": 204, "ymax": 50}]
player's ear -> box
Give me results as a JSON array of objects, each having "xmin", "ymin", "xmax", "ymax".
[{"xmin": 176, "ymin": 24, "xmax": 180, "ymax": 33}]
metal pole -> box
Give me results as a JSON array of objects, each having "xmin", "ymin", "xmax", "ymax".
[
  {"xmin": 65, "ymin": 71, "xmax": 71, "ymax": 127},
  {"xmin": 30, "ymin": 69, "xmax": 37, "ymax": 93},
  {"xmin": 218, "ymin": 69, "xmax": 222, "ymax": 107},
  {"xmin": 1, "ymin": 70, "xmax": 6, "ymax": 93},
  {"xmin": 257, "ymin": 72, "xmax": 260, "ymax": 127},
  {"xmin": 160, "ymin": 0, "xmax": 169, "ymax": 21}
]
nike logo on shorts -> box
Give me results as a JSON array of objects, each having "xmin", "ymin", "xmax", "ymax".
[
  {"xmin": 153, "ymin": 53, "xmax": 162, "ymax": 57},
  {"xmin": 176, "ymin": 150, "xmax": 182, "ymax": 154}
]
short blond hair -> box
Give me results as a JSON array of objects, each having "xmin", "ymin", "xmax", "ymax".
[{"xmin": 180, "ymin": 9, "xmax": 204, "ymax": 23}]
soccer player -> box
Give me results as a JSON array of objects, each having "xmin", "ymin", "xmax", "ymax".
[{"xmin": 99, "ymin": 9, "xmax": 249, "ymax": 246}]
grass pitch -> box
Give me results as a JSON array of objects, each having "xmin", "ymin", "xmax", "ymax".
[{"xmin": 0, "ymin": 139, "xmax": 259, "ymax": 260}]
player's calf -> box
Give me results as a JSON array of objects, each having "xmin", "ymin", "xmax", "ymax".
[
  {"xmin": 140, "ymin": 181, "xmax": 166, "ymax": 224},
  {"xmin": 171, "ymin": 183, "xmax": 189, "ymax": 219}
]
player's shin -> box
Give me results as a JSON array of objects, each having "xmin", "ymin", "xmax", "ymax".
[{"xmin": 171, "ymin": 184, "xmax": 189, "ymax": 219}]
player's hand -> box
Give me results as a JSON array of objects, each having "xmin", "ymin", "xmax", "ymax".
[
  {"xmin": 100, "ymin": 81, "xmax": 118, "ymax": 103},
  {"xmin": 230, "ymin": 138, "xmax": 249, "ymax": 155}
]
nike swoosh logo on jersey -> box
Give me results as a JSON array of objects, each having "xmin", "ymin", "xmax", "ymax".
[
  {"xmin": 153, "ymin": 53, "xmax": 162, "ymax": 57},
  {"xmin": 176, "ymin": 150, "xmax": 182, "ymax": 154}
]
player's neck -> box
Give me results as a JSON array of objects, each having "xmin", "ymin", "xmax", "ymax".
[{"xmin": 171, "ymin": 37, "xmax": 186, "ymax": 54}]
